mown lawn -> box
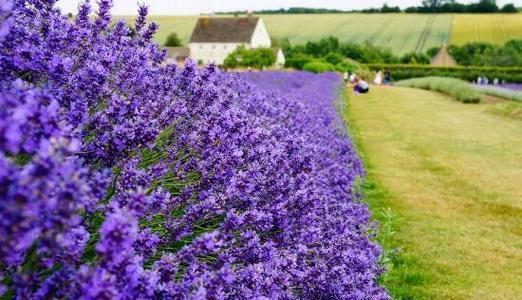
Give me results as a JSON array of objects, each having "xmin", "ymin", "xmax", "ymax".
[{"xmin": 342, "ymin": 85, "xmax": 522, "ymax": 299}]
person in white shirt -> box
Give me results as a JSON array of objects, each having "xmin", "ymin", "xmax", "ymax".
[{"xmin": 353, "ymin": 76, "xmax": 369, "ymax": 94}]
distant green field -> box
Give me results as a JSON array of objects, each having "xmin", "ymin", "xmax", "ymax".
[{"xmin": 118, "ymin": 13, "xmax": 522, "ymax": 55}]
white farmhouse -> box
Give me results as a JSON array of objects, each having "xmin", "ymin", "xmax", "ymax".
[{"xmin": 188, "ymin": 17, "xmax": 284, "ymax": 66}]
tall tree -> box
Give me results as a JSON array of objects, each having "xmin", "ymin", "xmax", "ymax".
[{"xmin": 422, "ymin": 0, "xmax": 445, "ymax": 11}]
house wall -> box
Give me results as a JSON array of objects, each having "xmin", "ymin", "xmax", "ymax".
[
  {"xmin": 250, "ymin": 19, "xmax": 271, "ymax": 48},
  {"xmin": 188, "ymin": 19, "xmax": 272, "ymax": 65},
  {"xmin": 188, "ymin": 42, "xmax": 243, "ymax": 65}
]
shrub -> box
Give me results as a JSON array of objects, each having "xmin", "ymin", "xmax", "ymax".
[
  {"xmin": 334, "ymin": 58, "xmax": 360, "ymax": 72},
  {"xmin": 395, "ymin": 77, "xmax": 482, "ymax": 103},
  {"xmin": 324, "ymin": 52, "xmax": 345, "ymax": 65},
  {"xmin": 303, "ymin": 60, "xmax": 336, "ymax": 73},
  {"xmin": 284, "ymin": 52, "xmax": 314, "ymax": 69},
  {"xmin": 401, "ymin": 52, "xmax": 430, "ymax": 64},
  {"xmin": 164, "ymin": 32, "xmax": 182, "ymax": 47},
  {"xmin": 335, "ymin": 60, "xmax": 356, "ymax": 73},
  {"xmin": 224, "ymin": 46, "xmax": 276, "ymax": 69},
  {"xmin": 448, "ymin": 40, "xmax": 522, "ymax": 67}
]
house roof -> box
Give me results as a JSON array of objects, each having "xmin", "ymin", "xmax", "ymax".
[
  {"xmin": 166, "ymin": 47, "xmax": 190, "ymax": 58},
  {"xmin": 189, "ymin": 17, "xmax": 260, "ymax": 43}
]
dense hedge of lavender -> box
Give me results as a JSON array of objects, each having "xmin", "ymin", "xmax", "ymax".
[{"xmin": 0, "ymin": 1, "xmax": 388, "ymax": 299}]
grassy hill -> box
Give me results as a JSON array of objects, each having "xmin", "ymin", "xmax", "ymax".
[{"xmin": 119, "ymin": 13, "xmax": 522, "ymax": 55}]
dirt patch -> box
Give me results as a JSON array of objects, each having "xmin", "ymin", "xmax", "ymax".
[{"xmin": 480, "ymin": 94, "xmax": 506, "ymax": 104}]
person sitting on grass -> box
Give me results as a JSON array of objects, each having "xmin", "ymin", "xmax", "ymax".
[{"xmin": 353, "ymin": 76, "xmax": 369, "ymax": 94}]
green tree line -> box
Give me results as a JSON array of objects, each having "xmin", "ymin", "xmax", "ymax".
[
  {"xmin": 215, "ymin": 0, "xmax": 518, "ymax": 15},
  {"xmin": 282, "ymin": 36, "xmax": 522, "ymax": 69}
]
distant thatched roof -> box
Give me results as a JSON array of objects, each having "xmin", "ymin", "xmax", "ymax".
[
  {"xmin": 430, "ymin": 45, "xmax": 456, "ymax": 67},
  {"xmin": 189, "ymin": 17, "xmax": 259, "ymax": 43}
]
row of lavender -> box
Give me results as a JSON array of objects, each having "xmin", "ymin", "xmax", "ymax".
[{"xmin": 0, "ymin": 1, "xmax": 388, "ymax": 299}]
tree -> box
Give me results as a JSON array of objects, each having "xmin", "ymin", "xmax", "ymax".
[
  {"xmin": 470, "ymin": 0, "xmax": 498, "ymax": 13},
  {"xmin": 381, "ymin": 3, "xmax": 401, "ymax": 13},
  {"xmin": 500, "ymin": 3, "xmax": 518, "ymax": 13},
  {"xmin": 305, "ymin": 36, "xmax": 340, "ymax": 57},
  {"xmin": 426, "ymin": 46, "xmax": 441, "ymax": 58},
  {"xmin": 164, "ymin": 32, "xmax": 182, "ymax": 47},
  {"xmin": 422, "ymin": 0, "xmax": 445, "ymax": 12}
]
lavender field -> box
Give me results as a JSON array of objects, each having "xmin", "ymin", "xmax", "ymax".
[
  {"xmin": 0, "ymin": 1, "xmax": 387, "ymax": 299},
  {"xmin": 497, "ymin": 84, "xmax": 522, "ymax": 91},
  {"xmin": 474, "ymin": 84, "xmax": 522, "ymax": 102}
]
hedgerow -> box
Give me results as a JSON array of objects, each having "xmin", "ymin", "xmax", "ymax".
[{"xmin": 366, "ymin": 64, "xmax": 522, "ymax": 83}]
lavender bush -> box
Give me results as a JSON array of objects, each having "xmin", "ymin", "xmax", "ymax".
[
  {"xmin": 473, "ymin": 85, "xmax": 522, "ymax": 102},
  {"xmin": 0, "ymin": 0, "xmax": 388, "ymax": 299}
]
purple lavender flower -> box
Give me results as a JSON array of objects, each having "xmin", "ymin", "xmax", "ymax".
[{"xmin": 0, "ymin": 0, "xmax": 388, "ymax": 298}]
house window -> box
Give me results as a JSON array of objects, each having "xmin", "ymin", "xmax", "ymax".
[
  {"xmin": 212, "ymin": 45, "xmax": 216, "ymax": 50},
  {"xmin": 199, "ymin": 45, "xmax": 203, "ymax": 50}
]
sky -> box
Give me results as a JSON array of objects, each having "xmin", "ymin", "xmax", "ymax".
[{"xmin": 56, "ymin": 0, "xmax": 522, "ymax": 15}]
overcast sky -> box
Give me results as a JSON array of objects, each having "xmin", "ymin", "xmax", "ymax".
[{"xmin": 56, "ymin": 0, "xmax": 521, "ymax": 15}]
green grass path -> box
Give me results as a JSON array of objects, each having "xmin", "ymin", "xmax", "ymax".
[{"xmin": 343, "ymin": 86, "xmax": 522, "ymax": 299}]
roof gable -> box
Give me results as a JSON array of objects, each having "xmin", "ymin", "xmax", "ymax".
[{"xmin": 189, "ymin": 17, "xmax": 260, "ymax": 43}]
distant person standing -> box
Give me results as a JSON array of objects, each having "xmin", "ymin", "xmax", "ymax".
[
  {"xmin": 483, "ymin": 77, "xmax": 489, "ymax": 85},
  {"xmin": 493, "ymin": 78, "xmax": 499, "ymax": 85},
  {"xmin": 374, "ymin": 71, "xmax": 383, "ymax": 85},
  {"xmin": 343, "ymin": 71, "xmax": 349, "ymax": 83},
  {"xmin": 477, "ymin": 76, "xmax": 482, "ymax": 85},
  {"xmin": 349, "ymin": 73, "xmax": 357, "ymax": 83},
  {"xmin": 384, "ymin": 70, "xmax": 391, "ymax": 85}
]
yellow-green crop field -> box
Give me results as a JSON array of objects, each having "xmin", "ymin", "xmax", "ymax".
[
  {"xmin": 451, "ymin": 14, "xmax": 522, "ymax": 45},
  {"xmin": 119, "ymin": 13, "xmax": 522, "ymax": 54}
]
